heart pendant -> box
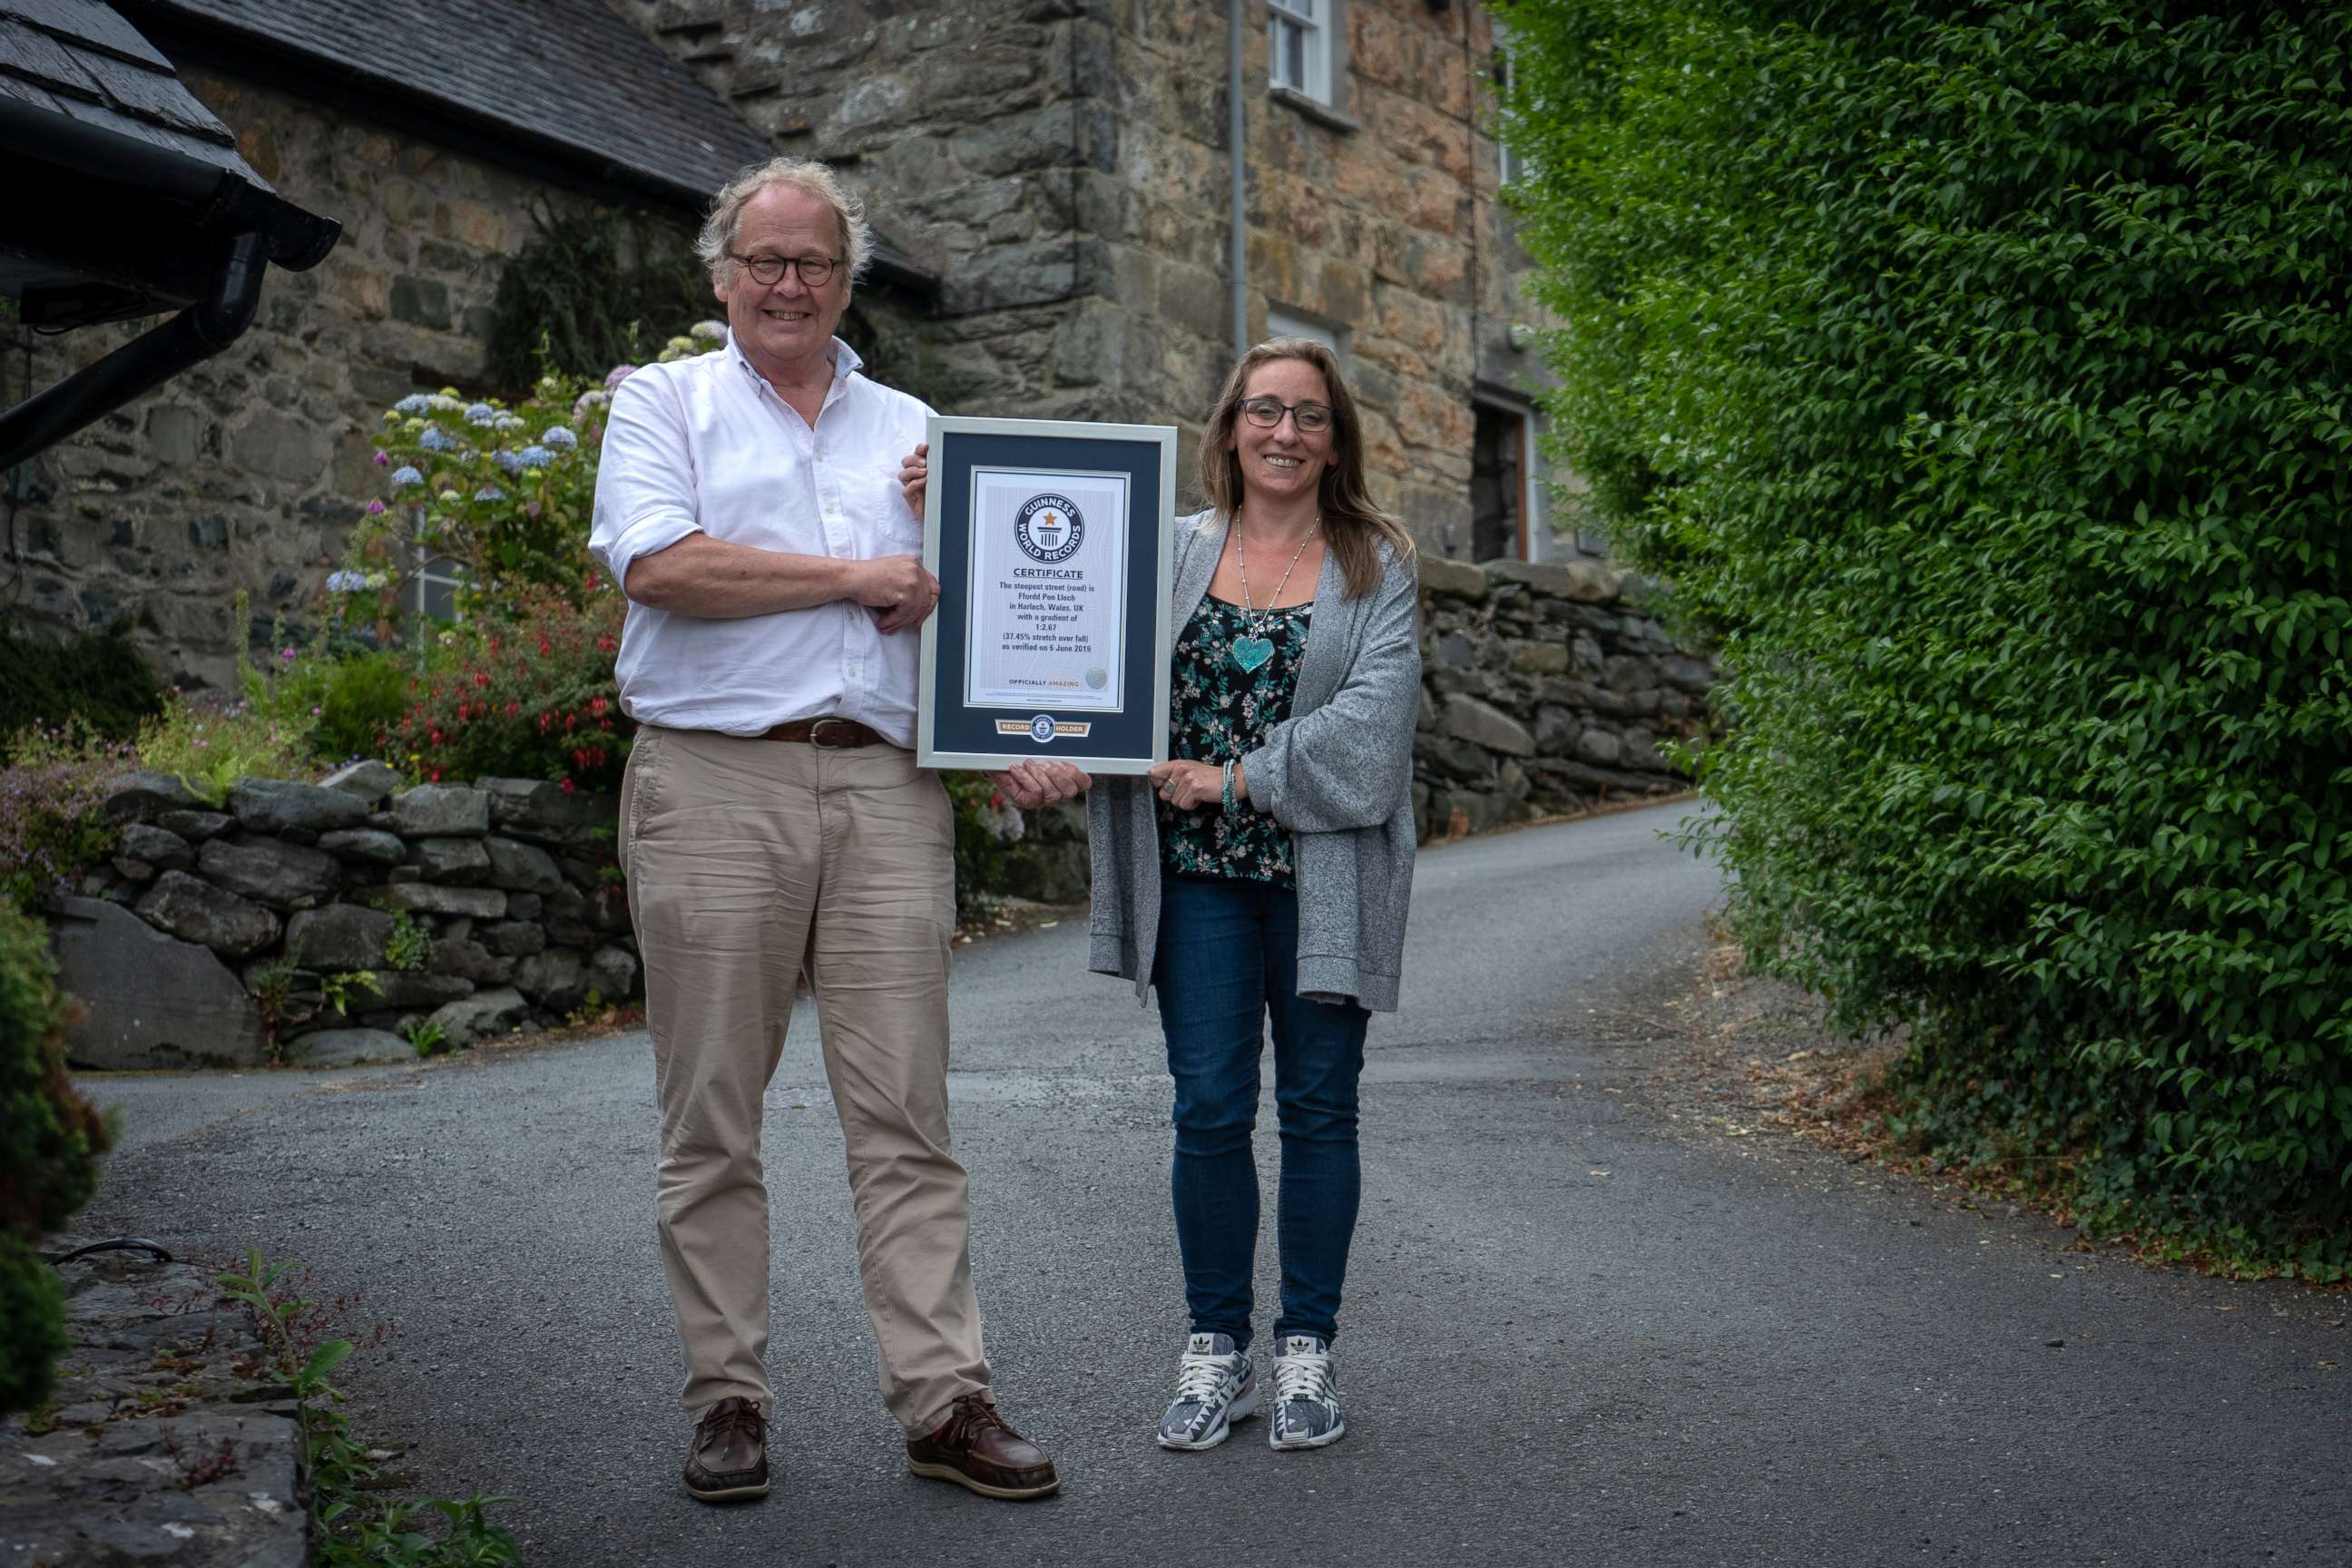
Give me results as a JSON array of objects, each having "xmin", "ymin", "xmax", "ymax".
[{"xmin": 1230, "ymin": 636, "xmax": 1275, "ymax": 672}]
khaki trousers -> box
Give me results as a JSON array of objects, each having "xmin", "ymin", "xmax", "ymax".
[{"xmin": 618, "ymin": 726, "xmax": 988, "ymax": 1435}]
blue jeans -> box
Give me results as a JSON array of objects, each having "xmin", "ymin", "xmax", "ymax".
[{"xmin": 1152, "ymin": 875, "xmax": 1371, "ymax": 1350}]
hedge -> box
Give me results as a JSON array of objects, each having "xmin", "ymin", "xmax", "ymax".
[
  {"xmin": 1503, "ymin": 3, "xmax": 2352, "ymax": 1271},
  {"xmin": 0, "ymin": 622, "xmax": 162, "ymax": 763}
]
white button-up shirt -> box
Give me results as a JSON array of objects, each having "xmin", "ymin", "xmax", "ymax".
[{"xmin": 589, "ymin": 334, "xmax": 932, "ymax": 745}]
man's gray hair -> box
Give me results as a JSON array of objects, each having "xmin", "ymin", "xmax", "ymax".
[{"xmin": 696, "ymin": 156, "xmax": 873, "ymax": 287}]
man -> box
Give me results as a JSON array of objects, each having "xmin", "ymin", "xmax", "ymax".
[{"xmin": 590, "ymin": 157, "xmax": 1064, "ymax": 1504}]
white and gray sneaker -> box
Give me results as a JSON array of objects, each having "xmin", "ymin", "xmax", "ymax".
[
  {"xmin": 1155, "ymin": 1332, "xmax": 1258, "ymax": 1450},
  {"xmin": 1268, "ymin": 1334, "xmax": 1345, "ymax": 1450}
]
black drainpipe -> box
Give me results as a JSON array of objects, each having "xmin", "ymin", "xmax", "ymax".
[{"xmin": 0, "ymin": 230, "xmax": 270, "ymax": 473}]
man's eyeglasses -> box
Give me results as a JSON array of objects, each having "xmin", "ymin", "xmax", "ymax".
[
  {"xmin": 729, "ymin": 252, "xmax": 842, "ymax": 288},
  {"xmin": 1239, "ymin": 396, "xmax": 1333, "ymax": 435}
]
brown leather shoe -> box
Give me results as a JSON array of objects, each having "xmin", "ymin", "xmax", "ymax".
[
  {"xmin": 682, "ymin": 1396, "xmax": 769, "ymax": 1503},
  {"xmin": 905, "ymin": 1394, "xmax": 1060, "ymax": 1500}
]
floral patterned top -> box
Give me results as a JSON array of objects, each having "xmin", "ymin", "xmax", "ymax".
[{"xmin": 1160, "ymin": 593, "xmax": 1316, "ymax": 886}]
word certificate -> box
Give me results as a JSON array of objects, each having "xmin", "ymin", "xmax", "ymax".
[{"xmin": 961, "ymin": 467, "xmax": 1132, "ymax": 713}]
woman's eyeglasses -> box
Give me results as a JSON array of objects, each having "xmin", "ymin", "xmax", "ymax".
[{"xmin": 1239, "ymin": 396, "xmax": 1333, "ymax": 435}]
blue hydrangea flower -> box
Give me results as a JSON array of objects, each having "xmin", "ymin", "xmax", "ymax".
[
  {"xmin": 417, "ymin": 426, "xmax": 456, "ymax": 452},
  {"xmin": 394, "ymin": 394, "xmax": 433, "ymax": 415},
  {"xmin": 326, "ymin": 570, "xmax": 368, "ymax": 593},
  {"xmin": 541, "ymin": 426, "xmax": 577, "ymax": 449},
  {"xmin": 465, "ymin": 402, "xmax": 497, "ymax": 426},
  {"xmin": 390, "ymin": 465, "xmax": 424, "ymax": 486},
  {"xmin": 690, "ymin": 319, "xmax": 728, "ymax": 343},
  {"xmin": 493, "ymin": 412, "xmax": 525, "ymax": 432},
  {"xmin": 474, "ymin": 485, "xmax": 507, "ymax": 502},
  {"xmin": 514, "ymin": 446, "xmax": 554, "ymax": 469}
]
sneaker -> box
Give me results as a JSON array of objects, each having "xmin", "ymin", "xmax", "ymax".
[
  {"xmin": 1267, "ymin": 1334, "xmax": 1344, "ymax": 1450},
  {"xmin": 1155, "ymin": 1332, "xmax": 1258, "ymax": 1450}
]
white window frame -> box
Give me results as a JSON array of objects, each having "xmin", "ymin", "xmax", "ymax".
[
  {"xmin": 1492, "ymin": 15, "xmax": 1524, "ymax": 186},
  {"xmin": 410, "ymin": 548, "xmax": 466, "ymax": 623},
  {"xmin": 1269, "ymin": 0, "xmax": 1332, "ymax": 105},
  {"xmin": 1264, "ymin": 303, "xmax": 1350, "ymax": 370}
]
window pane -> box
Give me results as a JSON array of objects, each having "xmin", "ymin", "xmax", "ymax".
[{"xmin": 1271, "ymin": 17, "xmax": 1300, "ymax": 90}]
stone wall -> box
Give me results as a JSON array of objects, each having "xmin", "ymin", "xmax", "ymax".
[
  {"xmin": 1001, "ymin": 551, "xmax": 1710, "ymax": 903},
  {"xmin": 621, "ymin": 0, "xmax": 1553, "ymax": 539},
  {"xmin": 0, "ymin": 68, "xmax": 671, "ymax": 690},
  {"xmin": 1412, "ymin": 555, "xmax": 1709, "ymax": 838},
  {"xmin": 50, "ymin": 762, "xmax": 638, "ymax": 1070}
]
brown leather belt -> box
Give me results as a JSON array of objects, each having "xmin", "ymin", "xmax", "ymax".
[{"xmin": 760, "ymin": 717, "xmax": 887, "ymax": 748}]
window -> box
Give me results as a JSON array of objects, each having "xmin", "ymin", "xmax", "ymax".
[
  {"xmin": 410, "ymin": 549, "xmax": 466, "ymax": 622},
  {"xmin": 1471, "ymin": 398, "xmax": 1551, "ymax": 562},
  {"xmin": 1265, "ymin": 304, "xmax": 1348, "ymax": 367},
  {"xmin": 1269, "ymin": 0, "xmax": 1331, "ymax": 104},
  {"xmin": 1491, "ymin": 18, "xmax": 1524, "ymax": 185}
]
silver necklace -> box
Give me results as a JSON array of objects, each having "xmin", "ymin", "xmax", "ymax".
[{"xmin": 1230, "ymin": 514, "xmax": 1318, "ymax": 672}]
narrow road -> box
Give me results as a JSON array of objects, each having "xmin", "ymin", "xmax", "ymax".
[{"xmin": 75, "ymin": 805, "xmax": 2352, "ymax": 1566}]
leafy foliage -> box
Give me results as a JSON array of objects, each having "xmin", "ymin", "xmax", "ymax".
[
  {"xmin": 0, "ymin": 905, "xmax": 110, "ymax": 1412},
  {"xmin": 484, "ymin": 205, "xmax": 707, "ymax": 392},
  {"xmin": 0, "ymin": 622, "xmax": 162, "ymax": 764},
  {"xmin": 0, "ymin": 722, "xmax": 126, "ymax": 916},
  {"xmin": 377, "ymin": 588, "xmax": 632, "ymax": 791},
  {"xmin": 1504, "ymin": 2, "xmax": 2352, "ymax": 1271},
  {"xmin": 219, "ymin": 1250, "xmax": 519, "ymax": 1564}
]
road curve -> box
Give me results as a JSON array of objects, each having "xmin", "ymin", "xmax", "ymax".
[{"xmin": 74, "ymin": 805, "xmax": 2351, "ymax": 1566}]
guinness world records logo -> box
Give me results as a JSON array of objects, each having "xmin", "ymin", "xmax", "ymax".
[{"xmin": 1014, "ymin": 494, "xmax": 1084, "ymax": 564}]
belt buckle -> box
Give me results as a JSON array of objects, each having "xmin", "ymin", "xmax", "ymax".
[{"xmin": 807, "ymin": 717, "xmax": 858, "ymax": 749}]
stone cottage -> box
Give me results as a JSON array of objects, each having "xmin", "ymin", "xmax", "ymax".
[{"xmin": 4, "ymin": 0, "xmax": 1581, "ymax": 687}]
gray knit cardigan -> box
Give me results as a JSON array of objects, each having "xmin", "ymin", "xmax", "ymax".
[{"xmin": 1087, "ymin": 509, "xmax": 1423, "ymax": 1012}]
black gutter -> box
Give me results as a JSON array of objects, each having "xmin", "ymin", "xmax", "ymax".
[
  {"xmin": 0, "ymin": 230, "xmax": 275, "ymax": 471},
  {"xmin": 0, "ymin": 97, "xmax": 338, "ymax": 273}
]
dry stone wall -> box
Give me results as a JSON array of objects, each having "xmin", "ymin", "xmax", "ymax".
[
  {"xmin": 50, "ymin": 761, "xmax": 639, "ymax": 1070},
  {"xmin": 1412, "ymin": 556, "xmax": 1708, "ymax": 838}
]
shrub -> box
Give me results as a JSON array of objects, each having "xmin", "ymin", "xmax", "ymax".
[
  {"xmin": 0, "ymin": 904, "xmax": 111, "ymax": 1413},
  {"xmin": 0, "ymin": 623, "xmax": 163, "ymax": 764},
  {"xmin": 0, "ymin": 723, "xmax": 128, "ymax": 916},
  {"xmin": 134, "ymin": 694, "xmax": 313, "ymax": 805},
  {"xmin": 484, "ymin": 204, "xmax": 707, "ymax": 391},
  {"xmin": 378, "ymin": 588, "xmax": 632, "ymax": 790},
  {"xmin": 1505, "ymin": 3, "xmax": 2352, "ymax": 1270},
  {"xmin": 944, "ymin": 772, "xmax": 1029, "ymax": 925}
]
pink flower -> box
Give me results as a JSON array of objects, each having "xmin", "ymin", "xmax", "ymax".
[
  {"xmin": 372, "ymin": 450, "xmax": 389, "ymax": 465},
  {"xmin": 366, "ymin": 499, "xmax": 388, "ymax": 515},
  {"xmin": 604, "ymin": 364, "xmax": 638, "ymax": 391}
]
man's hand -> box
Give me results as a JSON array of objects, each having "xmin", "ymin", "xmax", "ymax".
[
  {"xmin": 1148, "ymin": 760, "xmax": 1231, "ymax": 811},
  {"xmin": 899, "ymin": 442, "xmax": 928, "ymax": 515},
  {"xmin": 989, "ymin": 760, "xmax": 1092, "ymax": 809},
  {"xmin": 856, "ymin": 554, "xmax": 940, "ymax": 634}
]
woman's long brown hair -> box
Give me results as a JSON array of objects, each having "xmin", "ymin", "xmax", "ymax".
[{"xmin": 1199, "ymin": 338, "xmax": 1416, "ymax": 599}]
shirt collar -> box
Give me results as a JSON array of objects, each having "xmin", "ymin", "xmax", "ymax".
[{"xmin": 725, "ymin": 330, "xmax": 863, "ymax": 389}]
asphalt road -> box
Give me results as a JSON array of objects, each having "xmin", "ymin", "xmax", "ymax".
[{"xmin": 74, "ymin": 805, "xmax": 2352, "ymax": 1567}]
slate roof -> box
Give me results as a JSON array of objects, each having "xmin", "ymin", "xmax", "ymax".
[
  {"xmin": 0, "ymin": 0, "xmax": 254, "ymax": 180},
  {"xmin": 128, "ymin": 0, "xmax": 771, "ymax": 209}
]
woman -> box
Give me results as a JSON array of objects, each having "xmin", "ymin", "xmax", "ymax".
[{"xmin": 930, "ymin": 339, "xmax": 1421, "ymax": 1453}]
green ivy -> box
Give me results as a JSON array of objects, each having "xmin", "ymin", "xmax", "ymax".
[
  {"xmin": 1504, "ymin": 2, "xmax": 2352, "ymax": 1272},
  {"xmin": 484, "ymin": 205, "xmax": 707, "ymax": 392}
]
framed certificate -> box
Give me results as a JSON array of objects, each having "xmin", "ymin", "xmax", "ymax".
[{"xmin": 916, "ymin": 416, "xmax": 1178, "ymax": 774}]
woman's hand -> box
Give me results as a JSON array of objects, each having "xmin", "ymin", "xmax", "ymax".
[
  {"xmin": 898, "ymin": 442, "xmax": 928, "ymax": 514},
  {"xmin": 989, "ymin": 760, "xmax": 1091, "ymax": 809},
  {"xmin": 1148, "ymin": 760, "xmax": 1232, "ymax": 810}
]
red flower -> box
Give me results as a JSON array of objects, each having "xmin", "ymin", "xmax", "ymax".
[
  {"xmin": 473, "ymin": 671, "xmax": 491, "ymax": 688},
  {"xmin": 505, "ymin": 701, "xmax": 522, "ymax": 716},
  {"xmin": 538, "ymin": 640, "xmax": 553, "ymax": 657},
  {"xmin": 428, "ymin": 730, "xmax": 445, "ymax": 747},
  {"xmin": 560, "ymin": 778, "xmax": 577, "ymax": 794},
  {"xmin": 595, "ymin": 634, "xmax": 617, "ymax": 654},
  {"xmin": 590, "ymin": 696, "xmax": 608, "ymax": 715}
]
